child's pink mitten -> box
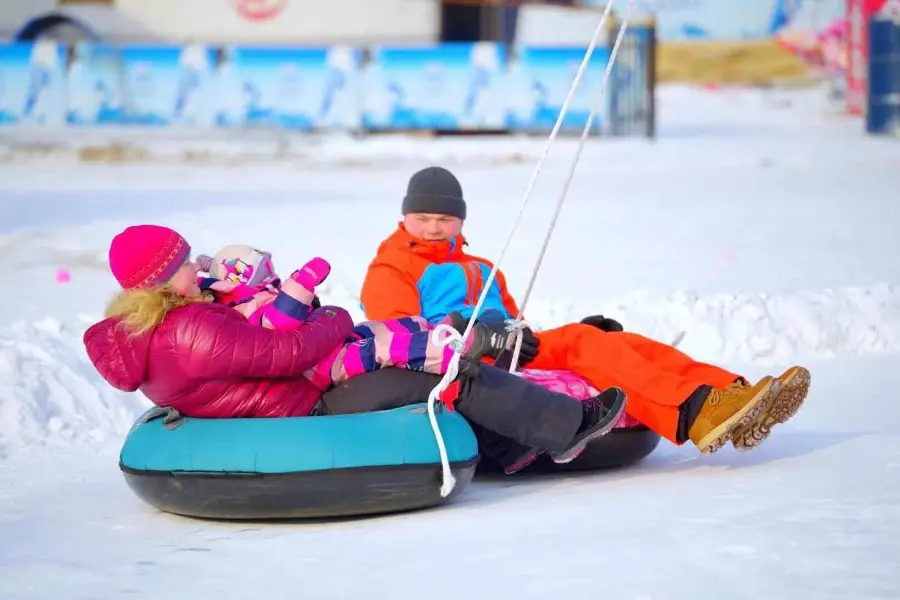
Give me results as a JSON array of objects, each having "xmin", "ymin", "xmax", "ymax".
[{"xmin": 290, "ymin": 257, "xmax": 331, "ymax": 292}]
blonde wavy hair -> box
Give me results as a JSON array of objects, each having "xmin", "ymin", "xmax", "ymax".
[{"xmin": 104, "ymin": 284, "xmax": 213, "ymax": 336}]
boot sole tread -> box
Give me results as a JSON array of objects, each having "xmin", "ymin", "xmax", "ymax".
[{"xmin": 732, "ymin": 367, "xmax": 810, "ymax": 450}]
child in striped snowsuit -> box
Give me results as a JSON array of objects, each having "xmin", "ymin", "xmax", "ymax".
[{"xmin": 195, "ymin": 245, "xmax": 501, "ymax": 392}]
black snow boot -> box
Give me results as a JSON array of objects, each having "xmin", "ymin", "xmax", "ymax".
[
  {"xmin": 446, "ymin": 312, "xmax": 512, "ymax": 379},
  {"xmin": 447, "ymin": 311, "xmax": 511, "ymax": 362},
  {"xmin": 549, "ymin": 387, "xmax": 628, "ymax": 464}
]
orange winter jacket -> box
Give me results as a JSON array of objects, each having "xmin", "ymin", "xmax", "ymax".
[{"xmin": 360, "ymin": 224, "xmax": 519, "ymax": 324}]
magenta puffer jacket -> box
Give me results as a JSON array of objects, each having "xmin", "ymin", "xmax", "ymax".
[{"xmin": 83, "ymin": 302, "xmax": 354, "ymax": 418}]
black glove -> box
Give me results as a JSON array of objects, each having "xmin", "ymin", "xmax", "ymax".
[
  {"xmin": 478, "ymin": 322, "xmax": 540, "ymax": 368},
  {"xmin": 580, "ymin": 314, "xmax": 624, "ymax": 332},
  {"xmin": 514, "ymin": 326, "xmax": 541, "ymax": 366}
]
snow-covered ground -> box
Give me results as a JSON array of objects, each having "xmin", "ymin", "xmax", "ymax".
[{"xmin": 1, "ymin": 84, "xmax": 900, "ymax": 599}]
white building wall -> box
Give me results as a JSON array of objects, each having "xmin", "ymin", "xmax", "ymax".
[
  {"xmin": 0, "ymin": 0, "xmax": 59, "ymax": 38},
  {"xmin": 1, "ymin": 0, "xmax": 441, "ymax": 45}
]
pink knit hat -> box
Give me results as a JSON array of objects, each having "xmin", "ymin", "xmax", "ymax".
[{"xmin": 109, "ymin": 225, "xmax": 191, "ymax": 290}]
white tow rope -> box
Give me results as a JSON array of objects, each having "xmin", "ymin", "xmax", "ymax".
[
  {"xmin": 426, "ymin": 0, "xmax": 636, "ymax": 497},
  {"xmin": 426, "ymin": 323, "xmax": 465, "ymax": 497},
  {"xmin": 508, "ymin": 0, "xmax": 636, "ymax": 373}
]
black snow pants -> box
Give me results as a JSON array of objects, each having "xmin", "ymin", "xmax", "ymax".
[{"xmin": 317, "ymin": 363, "xmax": 583, "ymax": 456}]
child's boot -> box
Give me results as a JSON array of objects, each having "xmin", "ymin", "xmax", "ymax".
[
  {"xmin": 444, "ymin": 312, "xmax": 508, "ymax": 379},
  {"xmin": 549, "ymin": 387, "xmax": 628, "ymax": 464},
  {"xmin": 456, "ymin": 316, "xmax": 511, "ymax": 362}
]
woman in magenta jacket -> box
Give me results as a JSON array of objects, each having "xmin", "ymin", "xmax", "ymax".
[{"xmin": 83, "ymin": 224, "xmax": 624, "ymax": 473}]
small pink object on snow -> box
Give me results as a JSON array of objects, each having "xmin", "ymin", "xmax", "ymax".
[
  {"xmin": 717, "ymin": 245, "xmax": 735, "ymax": 263},
  {"xmin": 55, "ymin": 268, "xmax": 71, "ymax": 284}
]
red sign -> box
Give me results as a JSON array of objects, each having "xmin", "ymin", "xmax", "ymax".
[{"xmin": 233, "ymin": 0, "xmax": 288, "ymax": 21}]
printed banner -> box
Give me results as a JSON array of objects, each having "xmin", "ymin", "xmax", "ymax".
[
  {"xmin": 0, "ymin": 40, "xmax": 654, "ymax": 135},
  {"xmin": 212, "ymin": 45, "xmax": 361, "ymax": 130},
  {"xmin": 504, "ymin": 46, "xmax": 612, "ymax": 132},
  {"xmin": 66, "ymin": 43, "xmax": 218, "ymax": 126},
  {"xmin": 0, "ymin": 41, "xmax": 67, "ymax": 126},
  {"xmin": 581, "ymin": 0, "xmax": 845, "ymax": 42},
  {"xmin": 847, "ymin": 0, "xmax": 870, "ymax": 114},
  {"xmin": 362, "ymin": 43, "xmax": 507, "ymax": 130}
]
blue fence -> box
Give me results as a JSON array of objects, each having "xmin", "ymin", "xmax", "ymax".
[
  {"xmin": 866, "ymin": 14, "xmax": 900, "ymax": 135},
  {"xmin": 0, "ymin": 33, "xmax": 655, "ymax": 137}
]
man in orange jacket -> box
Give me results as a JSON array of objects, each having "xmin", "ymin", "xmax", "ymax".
[{"xmin": 360, "ymin": 166, "xmax": 810, "ymax": 459}]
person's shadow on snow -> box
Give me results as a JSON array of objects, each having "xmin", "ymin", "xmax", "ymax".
[
  {"xmin": 627, "ymin": 429, "xmax": 863, "ymax": 474},
  {"xmin": 467, "ymin": 428, "xmax": 863, "ymax": 490}
]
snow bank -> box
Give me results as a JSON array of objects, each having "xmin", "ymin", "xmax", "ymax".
[
  {"xmin": 1, "ymin": 282, "xmax": 898, "ymax": 461},
  {"xmin": 0, "ymin": 127, "xmax": 551, "ymax": 169},
  {"xmin": 0, "ymin": 316, "xmax": 150, "ymax": 460},
  {"xmin": 527, "ymin": 282, "xmax": 900, "ymax": 365}
]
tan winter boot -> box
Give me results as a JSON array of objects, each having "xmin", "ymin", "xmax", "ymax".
[
  {"xmin": 688, "ymin": 377, "xmax": 778, "ymax": 454},
  {"xmin": 731, "ymin": 366, "xmax": 811, "ymax": 450}
]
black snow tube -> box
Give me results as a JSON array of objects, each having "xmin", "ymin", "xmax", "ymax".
[
  {"xmin": 477, "ymin": 425, "xmax": 661, "ymax": 474},
  {"xmin": 121, "ymin": 461, "xmax": 479, "ymax": 521}
]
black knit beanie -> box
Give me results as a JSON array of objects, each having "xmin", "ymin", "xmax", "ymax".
[{"xmin": 401, "ymin": 166, "xmax": 467, "ymax": 220}]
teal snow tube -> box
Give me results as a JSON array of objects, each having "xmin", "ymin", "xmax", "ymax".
[{"xmin": 119, "ymin": 404, "xmax": 479, "ymax": 520}]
